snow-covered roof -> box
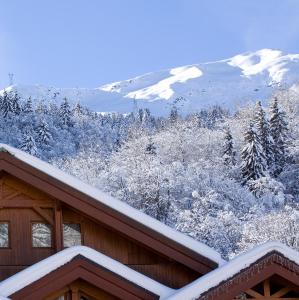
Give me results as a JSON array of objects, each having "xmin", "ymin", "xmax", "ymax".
[
  {"xmin": 0, "ymin": 246, "xmax": 175, "ymax": 298},
  {"xmin": 164, "ymin": 241, "xmax": 299, "ymax": 300},
  {"xmin": 0, "ymin": 143, "xmax": 224, "ymax": 266}
]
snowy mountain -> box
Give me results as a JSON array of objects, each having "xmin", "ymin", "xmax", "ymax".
[{"xmin": 2, "ymin": 49, "xmax": 299, "ymax": 115}]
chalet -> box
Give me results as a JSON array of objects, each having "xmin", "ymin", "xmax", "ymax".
[{"xmin": 0, "ymin": 144, "xmax": 297, "ymax": 300}]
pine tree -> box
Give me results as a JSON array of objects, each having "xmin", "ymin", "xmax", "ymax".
[
  {"xmin": 254, "ymin": 101, "xmax": 274, "ymax": 167},
  {"xmin": 169, "ymin": 106, "xmax": 178, "ymax": 123},
  {"xmin": 20, "ymin": 131, "xmax": 38, "ymax": 156},
  {"xmin": 145, "ymin": 139, "xmax": 157, "ymax": 155},
  {"xmin": 35, "ymin": 120, "xmax": 52, "ymax": 145},
  {"xmin": 269, "ymin": 98, "xmax": 289, "ymax": 175},
  {"xmin": 0, "ymin": 90, "xmax": 13, "ymax": 117},
  {"xmin": 73, "ymin": 102, "xmax": 84, "ymax": 118},
  {"xmin": 23, "ymin": 97, "xmax": 33, "ymax": 113},
  {"xmin": 11, "ymin": 92, "xmax": 21, "ymax": 115},
  {"xmin": 138, "ymin": 108, "xmax": 144, "ymax": 123},
  {"xmin": 193, "ymin": 112, "xmax": 202, "ymax": 128},
  {"xmin": 241, "ymin": 123, "xmax": 266, "ymax": 183},
  {"xmin": 60, "ymin": 97, "xmax": 72, "ymax": 127},
  {"xmin": 223, "ymin": 127, "xmax": 236, "ymax": 166},
  {"xmin": 35, "ymin": 101, "xmax": 47, "ymax": 114}
]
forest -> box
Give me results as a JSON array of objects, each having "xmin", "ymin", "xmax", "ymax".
[{"xmin": 0, "ymin": 86, "xmax": 298, "ymax": 259}]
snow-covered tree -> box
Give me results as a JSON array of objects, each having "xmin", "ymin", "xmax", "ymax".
[
  {"xmin": 169, "ymin": 106, "xmax": 179, "ymax": 123},
  {"xmin": 23, "ymin": 97, "xmax": 33, "ymax": 113},
  {"xmin": 237, "ymin": 206, "xmax": 299, "ymax": 254},
  {"xmin": 60, "ymin": 97, "xmax": 72, "ymax": 127},
  {"xmin": 20, "ymin": 131, "xmax": 38, "ymax": 156},
  {"xmin": 145, "ymin": 138, "xmax": 157, "ymax": 155},
  {"xmin": 35, "ymin": 101, "xmax": 47, "ymax": 115},
  {"xmin": 247, "ymin": 176, "xmax": 286, "ymax": 209},
  {"xmin": 223, "ymin": 127, "xmax": 236, "ymax": 166},
  {"xmin": 73, "ymin": 102, "xmax": 85, "ymax": 119},
  {"xmin": 35, "ymin": 120, "xmax": 52, "ymax": 145},
  {"xmin": 254, "ymin": 101, "xmax": 273, "ymax": 167},
  {"xmin": 269, "ymin": 97, "xmax": 289, "ymax": 175},
  {"xmin": 11, "ymin": 91, "xmax": 21, "ymax": 115},
  {"xmin": 0, "ymin": 90, "xmax": 13, "ymax": 117},
  {"xmin": 241, "ymin": 123, "xmax": 266, "ymax": 183}
]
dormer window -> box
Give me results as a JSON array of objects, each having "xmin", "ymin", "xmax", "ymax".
[
  {"xmin": 32, "ymin": 223, "xmax": 52, "ymax": 248},
  {"xmin": 0, "ymin": 222, "xmax": 9, "ymax": 248},
  {"xmin": 63, "ymin": 223, "xmax": 82, "ymax": 247}
]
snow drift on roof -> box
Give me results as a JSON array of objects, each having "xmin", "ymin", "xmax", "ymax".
[
  {"xmin": 164, "ymin": 241, "xmax": 299, "ymax": 300},
  {"xmin": 0, "ymin": 246, "xmax": 175, "ymax": 298},
  {"xmin": 0, "ymin": 143, "xmax": 224, "ymax": 266}
]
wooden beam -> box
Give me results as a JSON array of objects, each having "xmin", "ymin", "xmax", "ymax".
[
  {"xmin": 0, "ymin": 178, "xmax": 3, "ymax": 199},
  {"xmin": 2, "ymin": 192, "xmax": 21, "ymax": 201},
  {"xmin": 245, "ymin": 288, "xmax": 264, "ymax": 298},
  {"xmin": 264, "ymin": 278, "xmax": 271, "ymax": 297},
  {"xmin": 55, "ymin": 201, "xmax": 63, "ymax": 252},
  {"xmin": 70, "ymin": 285, "xmax": 79, "ymax": 300},
  {"xmin": 272, "ymin": 286, "xmax": 292, "ymax": 298},
  {"xmin": 0, "ymin": 199, "xmax": 54, "ymax": 208},
  {"xmin": 33, "ymin": 206, "xmax": 54, "ymax": 225}
]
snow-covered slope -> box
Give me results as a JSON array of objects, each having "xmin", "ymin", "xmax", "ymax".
[{"xmin": 2, "ymin": 49, "xmax": 299, "ymax": 115}]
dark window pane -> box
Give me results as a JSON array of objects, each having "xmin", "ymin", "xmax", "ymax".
[
  {"xmin": 63, "ymin": 224, "xmax": 81, "ymax": 247},
  {"xmin": 32, "ymin": 223, "xmax": 52, "ymax": 247},
  {"xmin": 0, "ymin": 223, "xmax": 9, "ymax": 248}
]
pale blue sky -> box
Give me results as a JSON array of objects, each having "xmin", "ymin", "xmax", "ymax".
[{"xmin": 1, "ymin": 0, "xmax": 299, "ymax": 89}]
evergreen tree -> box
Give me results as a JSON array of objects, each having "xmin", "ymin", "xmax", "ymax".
[
  {"xmin": 145, "ymin": 139, "xmax": 157, "ymax": 155},
  {"xmin": 138, "ymin": 108, "xmax": 144, "ymax": 123},
  {"xmin": 35, "ymin": 120, "xmax": 52, "ymax": 145},
  {"xmin": 193, "ymin": 112, "xmax": 202, "ymax": 128},
  {"xmin": 11, "ymin": 92, "xmax": 21, "ymax": 115},
  {"xmin": 241, "ymin": 123, "xmax": 266, "ymax": 184},
  {"xmin": 20, "ymin": 131, "xmax": 38, "ymax": 156},
  {"xmin": 169, "ymin": 106, "xmax": 178, "ymax": 123},
  {"xmin": 254, "ymin": 101, "xmax": 274, "ymax": 167},
  {"xmin": 60, "ymin": 97, "xmax": 72, "ymax": 127},
  {"xmin": 269, "ymin": 98, "xmax": 289, "ymax": 175},
  {"xmin": 223, "ymin": 127, "xmax": 236, "ymax": 166},
  {"xmin": 23, "ymin": 97, "xmax": 33, "ymax": 113},
  {"xmin": 73, "ymin": 102, "xmax": 84, "ymax": 118},
  {"xmin": 142, "ymin": 108, "xmax": 151, "ymax": 126},
  {"xmin": 35, "ymin": 101, "xmax": 47, "ymax": 115},
  {"xmin": 208, "ymin": 105, "xmax": 227, "ymax": 127},
  {"xmin": 0, "ymin": 90, "xmax": 13, "ymax": 117}
]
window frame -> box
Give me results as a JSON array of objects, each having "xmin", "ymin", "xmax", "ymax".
[
  {"xmin": 0, "ymin": 221, "xmax": 10, "ymax": 249},
  {"xmin": 31, "ymin": 222, "xmax": 53, "ymax": 249},
  {"xmin": 62, "ymin": 223, "xmax": 83, "ymax": 248}
]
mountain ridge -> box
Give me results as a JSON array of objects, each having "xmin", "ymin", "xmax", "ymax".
[{"xmin": 2, "ymin": 49, "xmax": 299, "ymax": 115}]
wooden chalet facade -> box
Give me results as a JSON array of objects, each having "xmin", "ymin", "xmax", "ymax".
[{"xmin": 0, "ymin": 144, "xmax": 298, "ymax": 300}]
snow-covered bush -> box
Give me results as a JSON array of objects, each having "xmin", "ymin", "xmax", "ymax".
[
  {"xmin": 247, "ymin": 176, "xmax": 286, "ymax": 209},
  {"xmin": 237, "ymin": 205, "xmax": 299, "ymax": 255}
]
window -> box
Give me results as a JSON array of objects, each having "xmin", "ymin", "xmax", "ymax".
[
  {"xmin": 0, "ymin": 223, "xmax": 9, "ymax": 248},
  {"xmin": 32, "ymin": 223, "xmax": 52, "ymax": 247},
  {"xmin": 63, "ymin": 223, "xmax": 82, "ymax": 247}
]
